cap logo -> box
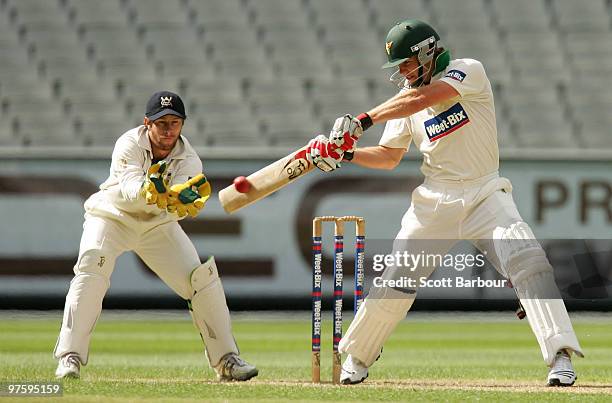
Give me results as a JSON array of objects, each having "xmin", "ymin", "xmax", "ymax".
[
  {"xmin": 160, "ymin": 96, "xmax": 173, "ymax": 107},
  {"xmin": 385, "ymin": 41, "xmax": 393, "ymax": 55}
]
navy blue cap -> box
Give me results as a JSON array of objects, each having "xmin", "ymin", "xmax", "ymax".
[{"xmin": 145, "ymin": 91, "xmax": 186, "ymax": 120}]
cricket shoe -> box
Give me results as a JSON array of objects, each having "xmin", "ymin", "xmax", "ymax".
[
  {"xmin": 214, "ymin": 353, "xmax": 259, "ymax": 382},
  {"xmin": 547, "ymin": 350, "xmax": 576, "ymax": 387},
  {"xmin": 55, "ymin": 353, "xmax": 81, "ymax": 379},
  {"xmin": 340, "ymin": 355, "xmax": 368, "ymax": 385}
]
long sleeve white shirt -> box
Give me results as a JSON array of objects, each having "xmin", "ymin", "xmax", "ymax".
[{"xmin": 85, "ymin": 126, "xmax": 202, "ymax": 224}]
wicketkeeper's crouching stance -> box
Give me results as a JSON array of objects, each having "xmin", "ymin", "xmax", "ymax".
[
  {"xmin": 54, "ymin": 91, "xmax": 258, "ymax": 382},
  {"xmin": 304, "ymin": 20, "xmax": 583, "ymax": 386}
]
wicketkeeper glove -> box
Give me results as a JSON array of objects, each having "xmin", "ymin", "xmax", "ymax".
[
  {"xmin": 166, "ymin": 174, "xmax": 212, "ymax": 218},
  {"xmin": 141, "ymin": 160, "xmax": 170, "ymax": 209}
]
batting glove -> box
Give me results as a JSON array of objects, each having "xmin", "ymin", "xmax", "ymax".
[
  {"xmin": 305, "ymin": 134, "xmax": 343, "ymax": 172},
  {"xmin": 328, "ymin": 114, "xmax": 364, "ymax": 155},
  {"xmin": 141, "ymin": 160, "xmax": 170, "ymax": 209},
  {"xmin": 166, "ymin": 174, "xmax": 212, "ymax": 218}
]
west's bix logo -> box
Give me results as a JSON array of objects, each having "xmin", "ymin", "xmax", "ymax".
[
  {"xmin": 445, "ymin": 69, "xmax": 466, "ymax": 82},
  {"xmin": 424, "ymin": 103, "xmax": 470, "ymax": 142}
]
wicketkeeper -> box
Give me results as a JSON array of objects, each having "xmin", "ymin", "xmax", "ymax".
[{"xmin": 54, "ymin": 91, "xmax": 258, "ymax": 382}]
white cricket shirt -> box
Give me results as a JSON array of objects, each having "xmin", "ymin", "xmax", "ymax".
[
  {"xmin": 85, "ymin": 126, "xmax": 202, "ymax": 223},
  {"xmin": 379, "ymin": 58, "xmax": 499, "ymax": 182}
]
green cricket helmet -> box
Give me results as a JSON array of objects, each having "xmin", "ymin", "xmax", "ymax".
[{"xmin": 382, "ymin": 19, "xmax": 449, "ymax": 87}]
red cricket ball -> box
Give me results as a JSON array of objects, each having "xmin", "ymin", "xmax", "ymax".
[{"xmin": 233, "ymin": 176, "xmax": 251, "ymax": 193}]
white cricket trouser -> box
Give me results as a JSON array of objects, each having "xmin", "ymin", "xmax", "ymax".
[
  {"xmin": 54, "ymin": 213, "xmax": 201, "ymax": 364},
  {"xmin": 340, "ymin": 172, "xmax": 582, "ymax": 366}
]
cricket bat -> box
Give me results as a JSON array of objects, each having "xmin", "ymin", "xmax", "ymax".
[{"xmin": 218, "ymin": 144, "xmax": 314, "ymax": 214}]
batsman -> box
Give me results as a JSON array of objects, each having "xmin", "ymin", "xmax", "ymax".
[
  {"xmin": 54, "ymin": 91, "xmax": 258, "ymax": 382},
  {"xmin": 305, "ymin": 20, "xmax": 583, "ymax": 386}
]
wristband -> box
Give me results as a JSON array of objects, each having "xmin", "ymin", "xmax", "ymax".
[
  {"xmin": 356, "ymin": 113, "xmax": 373, "ymax": 131},
  {"xmin": 343, "ymin": 152, "xmax": 354, "ymax": 162}
]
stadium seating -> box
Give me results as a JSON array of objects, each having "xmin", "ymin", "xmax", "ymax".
[
  {"xmin": 76, "ymin": 115, "xmax": 132, "ymax": 147},
  {"xmin": 371, "ymin": 0, "xmax": 432, "ymax": 36},
  {"xmin": 552, "ymin": 0, "xmax": 611, "ymax": 33},
  {"xmin": 491, "ymin": 0, "xmax": 552, "ymax": 33},
  {"xmin": 67, "ymin": 0, "xmax": 126, "ymax": 26},
  {"xmin": 0, "ymin": 0, "xmax": 610, "ymax": 152}
]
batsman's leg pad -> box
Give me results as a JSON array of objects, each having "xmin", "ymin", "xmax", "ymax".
[
  {"xmin": 189, "ymin": 256, "xmax": 239, "ymax": 367},
  {"xmin": 496, "ymin": 222, "xmax": 584, "ymax": 365},
  {"xmin": 54, "ymin": 271, "xmax": 109, "ymax": 365},
  {"xmin": 339, "ymin": 286, "xmax": 415, "ymax": 367}
]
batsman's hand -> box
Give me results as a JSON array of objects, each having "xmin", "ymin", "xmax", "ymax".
[
  {"xmin": 328, "ymin": 114, "xmax": 363, "ymax": 155},
  {"xmin": 166, "ymin": 174, "xmax": 212, "ymax": 218},
  {"xmin": 141, "ymin": 160, "xmax": 170, "ymax": 209},
  {"xmin": 305, "ymin": 134, "xmax": 343, "ymax": 172}
]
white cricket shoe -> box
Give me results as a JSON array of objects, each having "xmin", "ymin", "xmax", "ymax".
[
  {"xmin": 340, "ymin": 355, "xmax": 368, "ymax": 385},
  {"xmin": 214, "ymin": 353, "xmax": 258, "ymax": 382},
  {"xmin": 55, "ymin": 353, "xmax": 81, "ymax": 379},
  {"xmin": 547, "ymin": 350, "xmax": 577, "ymax": 387}
]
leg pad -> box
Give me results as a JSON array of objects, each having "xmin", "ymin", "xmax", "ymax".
[{"xmin": 189, "ymin": 257, "xmax": 239, "ymax": 367}]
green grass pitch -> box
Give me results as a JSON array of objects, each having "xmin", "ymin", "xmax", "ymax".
[{"xmin": 1, "ymin": 311, "xmax": 611, "ymax": 402}]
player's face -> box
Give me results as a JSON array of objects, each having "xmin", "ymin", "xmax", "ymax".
[
  {"xmin": 145, "ymin": 115, "xmax": 183, "ymax": 158},
  {"xmin": 398, "ymin": 56, "xmax": 432, "ymax": 87}
]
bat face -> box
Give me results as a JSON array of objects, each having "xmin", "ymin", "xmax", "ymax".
[{"xmin": 218, "ymin": 145, "xmax": 314, "ymax": 214}]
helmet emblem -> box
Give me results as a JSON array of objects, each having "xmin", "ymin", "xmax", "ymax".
[
  {"xmin": 160, "ymin": 96, "xmax": 173, "ymax": 107},
  {"xmin": 385, "ymin": 41, "xmax": 393, "ymax": 55}
]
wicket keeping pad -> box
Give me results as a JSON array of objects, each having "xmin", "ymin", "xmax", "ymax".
[{"xmin": 189, "ymin": 257, "xmax": 239, "ymax": 366}]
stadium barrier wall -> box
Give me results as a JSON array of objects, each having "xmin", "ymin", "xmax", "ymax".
[{"xmin": 0, "ymin": 158, "xmax": 610, "ymax": 310}]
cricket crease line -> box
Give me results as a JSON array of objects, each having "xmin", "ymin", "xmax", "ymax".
[{"xmin": 97, "ymin": 378, "xmax": 612, "ymax": 394}]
